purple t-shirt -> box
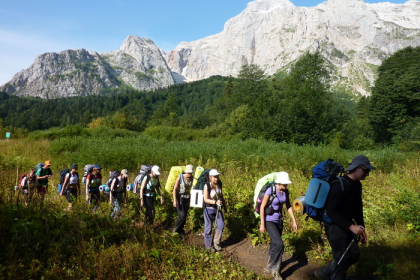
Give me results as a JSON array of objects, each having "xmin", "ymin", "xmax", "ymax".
[{"xmin": 264, "ymin": 187, "xmax": 287, "ymax": 223}]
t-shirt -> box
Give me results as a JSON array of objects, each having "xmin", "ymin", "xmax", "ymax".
[
  {"xmin": 36, "ymin": 168, "xmax": 53, "ymax": 186},
  {"xmin": 144, "ymin": 176, "xmax": 160, "ymax": 197},
  {"xmin": 87, "ymin": 173, "xmax": 102, "ymax": 190},
  {"xmin": 264, "ymin": 187, "xmax": 287, "ymax": 223},
  {"xmin": 204, "ymin": 183, "xmax": 222, "ymax": 208},
  {"xmin": 65, "ymin": 172, "xmax": 79, "ymax": 185}
]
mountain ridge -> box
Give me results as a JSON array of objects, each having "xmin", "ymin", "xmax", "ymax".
[{"xmin": 1, "ymin": 0, "xmax": 420, "ymax": 98}]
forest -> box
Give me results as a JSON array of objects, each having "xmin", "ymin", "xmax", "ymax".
[{"xmin": 0, "ymin": 47, "xmax": 419, "ymax": 151}]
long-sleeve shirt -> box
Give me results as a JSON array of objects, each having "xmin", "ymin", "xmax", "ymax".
[{"xmin": 326, "ymin": 175, "xmax": 365, "ymax": 232}]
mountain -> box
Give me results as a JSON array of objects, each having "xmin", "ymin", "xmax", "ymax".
[
  {"xmin": 0, "ymin": 36, "xmax": 175, "ymax": 99},
  {"xmin": 1, "ymin": 0, "xmax": 420, "ymax": 98},
  {"xmin": 167, "ymin": 0, "xmax": 420, "ymax": 95}
]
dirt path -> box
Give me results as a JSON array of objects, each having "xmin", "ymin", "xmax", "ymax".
[{"xmin": 187, "ymin": 233, "xmax": 373, "ymax": 280}]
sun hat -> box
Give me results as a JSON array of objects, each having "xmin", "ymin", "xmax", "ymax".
[
  {"xmin": 274, "ymin": 172, "xmax": 292, "ymax": 185},
  {"xmin": 45, "ymin": 160, "xmax": 52, "ymax": 166},
  {"xmin": 152, "ymin": 165, "xmax": 161, "ymax": 176},
  {"xmin": 209, "ymin": 169, "xmax": 220, "ymax": 176},
  {"xmin": 345, "ymin": 155, "xmax": 376, "ymax": 171},
  {"xmin": 185, "ymin": 165, "xmax": 194, "ymax": 173},
  {"xmin": 121, "ymin": 169, "xmax": 129, "ymax": 177}
]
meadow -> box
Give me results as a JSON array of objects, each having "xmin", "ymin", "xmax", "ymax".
[{"xmin": 0, "ymin": 135, "xmax": 419, "ymax": 279}]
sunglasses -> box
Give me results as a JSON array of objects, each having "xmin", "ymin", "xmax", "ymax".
[{"xmin": 359, "ymin": 166, "xmax": 370, "ymax": 174}]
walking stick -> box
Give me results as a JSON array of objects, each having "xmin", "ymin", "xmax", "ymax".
[{"xmin": 337, "ymin": 236, "xmax": 357, "ymax": 266}]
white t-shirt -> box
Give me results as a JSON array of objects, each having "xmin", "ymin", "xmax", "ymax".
[{"xmin": 65, "ymin": 172, "xmax": 79, "ymax": 185}]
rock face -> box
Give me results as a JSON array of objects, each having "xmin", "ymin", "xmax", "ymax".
[
  {"xmin": 0, "ymin": 36, "xmax": 175, "ymax": 99},
  {"xmin": 1, "ymin": 0, "xmax": 420, "ymax": 98},
  {"xmin": 166, "ymin": 0, "xmax": 420, "ymax": 95}
]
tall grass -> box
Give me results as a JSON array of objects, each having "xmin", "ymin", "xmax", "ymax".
[{"xmin": 0, "ymin": 137, "xmax": 419, "ymax": 279}]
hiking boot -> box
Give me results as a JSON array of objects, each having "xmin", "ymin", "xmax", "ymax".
[
  {"xmin": 273, "ymin": 272, "xmax": 283, "ymax": 280},
  {"xmin": 207, "ymin": 247, "xmax": 217, "ymax": 253},
  {"xmin": 214, "ymin": 243, "xmax": 222, "ymax": 251},
  {"xmin": 314, "ymin": 269, "xmax": 329, "ymax": 280}
]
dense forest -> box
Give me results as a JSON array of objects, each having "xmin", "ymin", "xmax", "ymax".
[{"xmin": 1, "ymin": 47, "xmax": 419, "ymax": 151}]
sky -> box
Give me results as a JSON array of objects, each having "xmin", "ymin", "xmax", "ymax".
[{"xmin": 0, "ymin": 0, "xmax": 410, "ymax": 86}]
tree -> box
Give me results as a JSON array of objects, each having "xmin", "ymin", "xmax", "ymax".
[
  {"xmin": 368, "ymin": 46, "xmax": 420, "ymax": 144},
  {"xmin": 271, "ymin": 52, "xmax": 339, "ymax": 144}
]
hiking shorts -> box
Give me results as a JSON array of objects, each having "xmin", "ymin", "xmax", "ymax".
[{"xmin": 36, "ymin": 186, "xmax": 47, "ymax": 194}]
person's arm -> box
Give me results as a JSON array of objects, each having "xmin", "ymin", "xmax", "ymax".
[
  {"xmin": 156, "ymin": 179, "xmax": 163, "ymax": 204},
  {"xmin": 60, "ymin": 174, "xmax": 69, "ymax": 196},
  {"xmin": 85, "ymin": 175, "xmax": 90, "ymax": 201},
  {"xmin": 77, "ymin": 173, "xmax": 81, "ymax": 196},
  {"xmin": 173, "ymin": 176, "xmax": 181, "ymax": 208},
  {"xmin": 285, "ymin": 190, "xmax": 297, "ymax": 231},
  {"xmin": 109, "ymin": 178, "xmax": 116, "ymax": 205},
  {"xmin": 259, "ymin": 194, "xmax": 270, "ymax": 233},
  {"xmin": 140, "ymin": 177, "xmax": 147, "ymax": 207}
]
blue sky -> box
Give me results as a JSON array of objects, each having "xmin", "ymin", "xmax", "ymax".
[{"xmin": 0, "ymin": 0, "xmax": 409, "ymax": 85}]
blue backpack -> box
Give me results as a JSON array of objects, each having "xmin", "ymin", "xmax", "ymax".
[{"xmin": 305, "ymin": 159, "xmax": 345, "ymax": 224}]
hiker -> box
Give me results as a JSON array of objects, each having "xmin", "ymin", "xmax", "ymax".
[
  {"xmin": 60, "ymin": 164, "xmax": 80, "ymax": 210},
  {"xmin": 19, "ymin": 168, "xmax": 36, "ymax": 206},
  {"xmin": 203, "ymin": 169, "xmax": 225, "ymax": 252},
  {"xmin": 315, "ymin": 155, "xmax": 375, "ymax": 280},
  {"xmin": 109, "ymin": 169, "xmax": 128, "ymax": 220},
  {"xmin": 140, "ymin": 165, "xmax": 163, "ymax": 224},
  {"xmin": 35, "ymin": 160, "xmax": 53, "ymax": 204},
  {"xmin": 259, "ymin": 172, "xmax": 298, "ymax": 280},
  {"xmin": 172, "ymin": 165, "xmax": 194, "ymax": 236},
  {"xmin": 85, "ymin": 165, "xmax": 102, "ymax": 213}
]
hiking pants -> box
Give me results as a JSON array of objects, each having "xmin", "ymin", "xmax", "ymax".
[
  {"xmin": 318, "ymin": 223, "xmax": 360, "ymax": 280},
  {"xmin": 88, "ymin": 190, "xmax": 100, "ymax": 213},
  {"xmin": 203, "ymin": 207, "xmax": 224, "ymax": 250},
  {"xmin": 65, "ymin": 188, "xmax": 78, "ymax": 203},
  {"xmin": 173, "ymin": 196, "xmax": 190, "ymax": 234},
  {"xmin": 266, "ymin": 218, "xmax": 284, "ymax": 273},
  {"xmin": 111, "ymin": 192, "xmax": 124, "ymax": 219},
  {"xmin": 144, "ymin": 196, "xmax": 155, "ymax": 224}
]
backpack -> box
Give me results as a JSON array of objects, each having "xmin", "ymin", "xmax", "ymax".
[
  {"xmin": 303, "ymin": 159, "xmax": 345, "ymax": 224},
  {"xmin": 106, "ymin": 171, "xmax": 124, "ymax": 193},
  {"xmin": 35, "ymin": 163, "xmax": 44, "ymax": 173},
  {"xmin": 60, "ymin": 169, "xmax": 71, "ymax": 185},
  {"xmin": 253, "ymin": 172, "xmax": 280, "ymax": 217},
  {"xmin": 164, "ymin": 166, "xmax": 186, "ymax": 193},
  {"xmin": 254, "ymin": 182, "xmax": 280, "ymax": 216},
  {"xmin": 19, "ymin": 174, "xmax": 27, "ymax": 187},
  {"xmin": 133, "ymin": 165, "xmax": 153, "ymax": 193},
  {"xmin": 82, "ymin": 164, "xmax": 95, "ymax": 184}
]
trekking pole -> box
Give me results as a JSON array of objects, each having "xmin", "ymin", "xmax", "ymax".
[{"xmin": 337, "ymin": 236, "xmax": 357, "ymax": 266}]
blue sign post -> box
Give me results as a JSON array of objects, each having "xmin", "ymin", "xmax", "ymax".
[{"xmin": 6, "ymin": 132, "xmax": 11, "ymax": 139}]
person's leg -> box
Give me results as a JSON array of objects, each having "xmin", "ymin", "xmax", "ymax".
[
  {"xmin": 203, "ymin": 207, "xmax": 216, "ymax": 250},
  {"xmin": 213, "ymin": 210, "xmax": 225, "ymax": 250},
  {"xmin": 173, "ymin": 197, "xmax": 189, "ymax": 234},
  {"xmin": 90, "ymin": 191, "xmax": 100, "ymax": 213},
  {"xmin": 144, "ymin": 196, "xmax": 155, "ymax": 224},
  {"xmin": 265, "ymin": 219, "xmax": 284, "ymax": 276}
]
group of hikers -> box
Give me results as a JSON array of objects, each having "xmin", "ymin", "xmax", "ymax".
[{"xmin": 17, "ymin": 155, "xmax": 375, "ymax": 280}]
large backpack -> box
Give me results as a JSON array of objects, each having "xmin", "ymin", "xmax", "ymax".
[
  {"xmin": 106, "ymin": 171, "xmax": 124, "ymax": 192},
  {"xmin": 164, "ymin": 166, "xmax": 186, "ymax": 193},
  {"xmin": 133, "ymin": 165, "xmax": 153, "ymax": 194},
  {"xmin": 82, "ymin": 164, "xmax": 95, "ymax": 184},
  {"xmin": 60, "ymin": 169, "xmax": 71, "ymax": 185},
  {"xmin": 19, "ymin": 174, "xmax": 27, "ymax": 188},
  {"xmin": 298, "ymin": 159, "xmax": 345, "ymax": 224},
  {"xmin": 253, "ymin": 172, "xmax": 280, "ymax": 218}
]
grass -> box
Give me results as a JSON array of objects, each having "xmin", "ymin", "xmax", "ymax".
[{"xmin": 0, "ymin": 136, "xmax": 419, "ymax": 279}]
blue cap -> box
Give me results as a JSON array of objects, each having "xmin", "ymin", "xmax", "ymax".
[{"xmin": 94, "ymin": 164, "xmax": 102, "ymax": 170}]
